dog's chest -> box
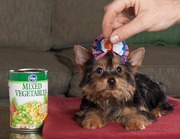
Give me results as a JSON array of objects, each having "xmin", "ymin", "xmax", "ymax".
[{"xmin": 98, "ymin": 100, "xmax": 124, "ymax": 121}]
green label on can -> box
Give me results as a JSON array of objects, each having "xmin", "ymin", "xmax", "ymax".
[{"xmin": 9, "ymin": 69, "xmax": 48, "ymax": 130}]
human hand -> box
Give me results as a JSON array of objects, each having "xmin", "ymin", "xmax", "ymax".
[{"xmin": 102, "ymin": 0, "xmax": 180, "ymax": 43}]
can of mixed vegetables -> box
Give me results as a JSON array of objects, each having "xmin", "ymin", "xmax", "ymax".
[{"xmin": 9, "ymin": 68, "xmax": 48, "ymax": 132}]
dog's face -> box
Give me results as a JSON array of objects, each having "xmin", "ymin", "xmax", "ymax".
[{"xmin": 74, "ymin": 45, "xmax": 145, "ymax": 102}]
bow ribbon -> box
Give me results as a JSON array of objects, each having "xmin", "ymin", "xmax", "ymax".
[{"xmin": 92, "ymin": 34, "xmax": 129, "ymax": 63}]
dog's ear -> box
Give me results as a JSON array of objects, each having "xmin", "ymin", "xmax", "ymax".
[
  {"xmin": 128, "ymin": 47, "xmax": 145, "ymax": 74},
  {"xmin": 74, "ymin": 45, "xmax": 92, "ymax": 72}
]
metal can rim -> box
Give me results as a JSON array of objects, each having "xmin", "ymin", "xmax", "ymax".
[{"xmin": 9, "ymin": 68, "xmax": 48, "ymax": 73}]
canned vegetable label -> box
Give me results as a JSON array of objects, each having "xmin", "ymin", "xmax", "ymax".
[{"xmin": 9, "ymin": 69, "xmax": 48, "ymax": 132}]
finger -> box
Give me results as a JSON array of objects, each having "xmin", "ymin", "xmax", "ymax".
[
  {"xmin": 110, "ymin": 17, "xmax": 146, "ymax": 43},
  {"xmin": 102, "ymin": 0, "xmax": 136, "ymax": 38}
]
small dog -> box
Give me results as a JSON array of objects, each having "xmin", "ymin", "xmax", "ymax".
[{"xmin": 74, "ymin": 44, "xmax": 173, "ymax": 130}]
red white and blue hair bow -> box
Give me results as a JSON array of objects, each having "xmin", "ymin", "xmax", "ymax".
[{"xmin": 92, "ymin": 34, "xmax": 129, "ymax": 63}]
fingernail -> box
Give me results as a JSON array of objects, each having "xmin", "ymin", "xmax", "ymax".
[{"xmin": 110, "ymin": 34, "xmax": 120, "ymax": 43}]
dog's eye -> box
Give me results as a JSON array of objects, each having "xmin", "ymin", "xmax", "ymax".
[
  {"xmin": 116, "ymin": 66, "xmax": 122, "ymax": 73},
  {"xmin": 96, "ymin": 67, "xmax": 103, "ymax": 74}
]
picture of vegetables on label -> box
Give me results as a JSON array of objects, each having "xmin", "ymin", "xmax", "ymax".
[{"xmin": 10, "ymin": 98, "xmax": 48, "ymax": 129}]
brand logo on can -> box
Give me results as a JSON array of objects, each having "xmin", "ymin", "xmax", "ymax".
[{"xmin": 28, "ymin": 74, "xmax": 37, "ymax": 83}]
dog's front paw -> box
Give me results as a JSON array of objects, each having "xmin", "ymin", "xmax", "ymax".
[
  {"xmin": 124, "ymin": 116, "xmax": 152, "ymax": 131},
  {"xmin": 125, "ymin": 119, "xmax": 146, "ymax": 130},
  {"xmin": 82, "ymin": 116, "xmax": 105, "ymax": 129}
]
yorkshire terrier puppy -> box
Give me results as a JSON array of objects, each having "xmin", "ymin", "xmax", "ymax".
[{"xmin": 74, "ymin": 45, "xmax": 173, "ymax": 131}]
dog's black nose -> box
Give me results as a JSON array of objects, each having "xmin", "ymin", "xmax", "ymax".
[{"xmin": 108, "ymin": 77, "xmax": 116, "ymax": 86}]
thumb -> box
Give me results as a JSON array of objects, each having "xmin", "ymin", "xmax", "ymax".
[{"xmin": 110, "ymin": 18, "xmax": 145, "ymax": 43}]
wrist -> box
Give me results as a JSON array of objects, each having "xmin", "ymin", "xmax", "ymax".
[
  {"xmin": 175, "ymin": 0, "xmax": 180, "ymax": 24},
  {"xmin": 177, "ymin": 14, "xmax": 180, "ymax": 25},
  {"xmin": 177, "ymin": 16, "xmax": 180, "ymax": 25}
]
